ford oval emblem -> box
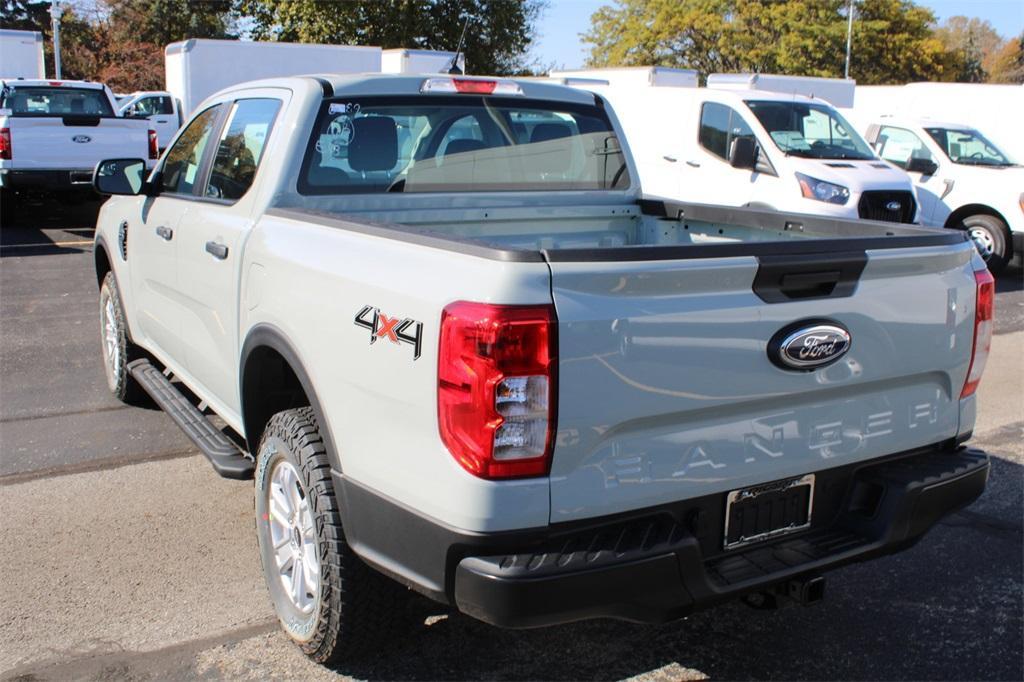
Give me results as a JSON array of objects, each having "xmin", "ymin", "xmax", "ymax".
[
  {"xmin": 885, "ymin": 201, "xmax": 901, "ymax": 211},
  {"xmin": 769, "ymin": 321, "xmax": 851, "ymax": 370},
  {"xmin": 72, "ymin": 135, "xmax": 91, "ymax": 143}
]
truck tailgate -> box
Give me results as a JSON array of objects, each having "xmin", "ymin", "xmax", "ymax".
[
  {"xmin": 7, "ymin": 117, "xmax": 148, "ymax": 169},
  {"xmin": 547, "ymin": 241, "xmax": 978, "ymax": 523}
]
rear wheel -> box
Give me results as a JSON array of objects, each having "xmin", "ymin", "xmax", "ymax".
[
  {"xmin": 960, "ymin": 214, "xmax": 1009, "ymax": 275},
  {"xmin": 99, "ymin": 271, "xmax": 144, "ymax": 403},
  {"xmin": 254, "ymin": 407, "xmax": 405, "ymax": 664}
]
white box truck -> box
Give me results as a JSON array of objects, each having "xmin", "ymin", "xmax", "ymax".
[
  {"xmin": 551, "ymin": 68, "xmax": 919, "ymax": 225},
  {"xmin": 381, "ymin": 48, "xmax": 464, "ymax": 74},
  {"xmin": 708, "ymin": 73, "xmax": 856, "ymax": 108},
  {"xmin": 0, "ymin": 29, "xmax": 45, "ymax": 79},
  {"xmin": 165, "ymin": 38, "xmax": 383, "ymax": 116}
]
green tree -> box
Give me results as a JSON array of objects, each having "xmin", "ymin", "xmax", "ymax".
[
  {"xmin": 240, "ymin": 0, "xmax": 544, "ymax": 75},
  {"xmin": 932, "ymin": 15, "xmax": 1005, "ymax": 82},
  {"xmin": 582, "ymin": 0, "xmax": 962, "ymax": 84}
]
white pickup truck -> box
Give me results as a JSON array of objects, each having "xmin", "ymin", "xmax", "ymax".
[
  {"xmin": 857, "ymin": 116, "xmax": 1023, "ymax": 274},
  {"xmin": 91, "ymin": 74, "xmax": 991, "ymax": 664},
  {"xmin": 0, "ymin": 79, "xmax": 156, "ymax": 223}
]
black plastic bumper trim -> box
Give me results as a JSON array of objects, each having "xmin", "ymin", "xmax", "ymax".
[{"xmin": 337, "ymin": 443, "xmax": 988, "ymax": 629}]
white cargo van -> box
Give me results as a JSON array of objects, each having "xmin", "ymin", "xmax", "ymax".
[
  {"xmin": 553, "ymin": 68, "xmax": 919, "ymax": 224},
  {"xmin": 165, "ymin": 38, "xmax": 382, "ymax": 116},
  {"xmin": 381, "ymin": 48, "xmax": 464, "ymax": 74},
  {"xmin": 0, "ymin": 29, "xmax": 44, "ymax": 79},
  {"xmin": 708, "ymin": 72, "xmax": 855, "ymax": 108},
  {"xmin": 852, "ymin": 115, "xmax": 1023, "ymax": 273}
]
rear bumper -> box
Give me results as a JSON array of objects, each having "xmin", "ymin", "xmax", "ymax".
[
  {"xmin": 0, "ymin": 169, "xmax": 96, "ymax": 191},
  {"xmin": 337, "ymin": 443, "xmax": 989, "ymax": 628}
]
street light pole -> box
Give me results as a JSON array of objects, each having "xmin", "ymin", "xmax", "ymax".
[
  {"xmin": 844, "ymin": 0, "xmax": 854, "ymax": 80},
  {"xmin": 50, "ymin": 1, "xmax": 63, "ymax": 79}
]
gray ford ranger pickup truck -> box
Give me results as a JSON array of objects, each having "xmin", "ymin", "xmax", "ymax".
[{"xmin": 91, "ymin": 73, "xmax": 993, "ymax": 664}]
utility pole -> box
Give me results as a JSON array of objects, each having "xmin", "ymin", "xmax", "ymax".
[
  {"xmin": 844, "ymin": 0, "xmax": 854, "ymax": 80},
  {"xmin": 50, "ymin": 1, "xmax": 63, "ymax": 79}
]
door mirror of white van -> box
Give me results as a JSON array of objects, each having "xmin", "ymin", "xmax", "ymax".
[
  {"xmin": 906, "ymin": 157, "xmax": 938, "ymax": 176},
  {"xmin": 93, "ymin": 158, "xmax": 147, "ymax": 196},
  {"xmin": 729, "ymin": 137, "xmax": 758, "ymax": 170}
]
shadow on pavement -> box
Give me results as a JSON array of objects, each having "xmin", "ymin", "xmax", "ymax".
[{"xmin": 333, "ymin": 448, "xmax": 1022, "ymax": 681}]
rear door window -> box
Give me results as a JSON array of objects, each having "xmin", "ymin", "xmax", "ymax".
[{"xmin": 205, "ymin": 98, "xmax": 281, "ymax": 201}]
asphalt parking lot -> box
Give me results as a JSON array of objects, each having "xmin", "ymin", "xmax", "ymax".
[{"xmin": 1, "ymin": 199, "xmax": 1022, "ymax": 681}]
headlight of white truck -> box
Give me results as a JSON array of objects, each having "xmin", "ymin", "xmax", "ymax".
[{"xmin": 796, "ymin": 173, "xmax": 850, "ymax": 205}]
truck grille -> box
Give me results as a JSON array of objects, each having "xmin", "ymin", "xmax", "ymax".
[{"xmin": 858, "ymin": 191, "xmax": 916, "ymax": 224}]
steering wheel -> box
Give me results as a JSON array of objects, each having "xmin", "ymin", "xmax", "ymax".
[{"xmin": 969, "ymin": 151, "xmax": 984, "ymax": 159}]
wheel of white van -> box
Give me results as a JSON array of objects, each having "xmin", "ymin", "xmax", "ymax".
[
  {"xmin": 254, "ymin": 407, "xmax": 404, "ymax": 664},
  {"xmin": 99, "ymin": 272, "xmax": 144, "ymax": 403},
  {"xmin": 961, "ymin": 214, "xmax": 1009, "ymax": 275}
]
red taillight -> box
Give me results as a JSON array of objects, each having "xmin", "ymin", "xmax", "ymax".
[
  {"xmin": 961, "ymin": 268, "xmax": 995, "ymax": 398},
  {"xmin": 148, "ymin": 129, "xmax": 159, "ymax": 160},
  {"xmin": 0, "ymin": 128, "xmax": 11, "ymax": 160},
  {"xmin": 438, "ymin": 301, "xmax": 556, "ymax": 479},
  {"xmin": 453, "ymin": 78, "xmax": 497, "ymax": 94}
]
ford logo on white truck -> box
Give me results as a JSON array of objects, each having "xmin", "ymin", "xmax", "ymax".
[
  {"xmin": 885, "ymin": 201, "xmax": 902, "ymax": 211},
  {"xmin": 771, "ymin": 322, "xmax": 851, "ymax": 370},
  {"xmin": 72, "ymin": 135, "xmax": 91, "ymax": 143}
]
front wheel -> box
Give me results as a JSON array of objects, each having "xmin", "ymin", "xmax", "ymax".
[
  {"xmin": 961, "ymin": 214, "xmax": 1010, "ymax": 275},
  {"xmin": 254, "ymin": 407, "xmax": 405, "ymax": 664},
  {"xmin": 99, "ymin": 271, "xmax": 144, "ymax": 403}
]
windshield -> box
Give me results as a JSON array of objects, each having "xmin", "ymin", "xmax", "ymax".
[
  {"xmin": 0, "ymin": 86, "xmax": 114, "ymax": 117},
  {"xmin": 924, "ymin": 127, "xmax": 1015, "ymax": 166},
  {"xmin": 299, "ymin": 96, "xmax": 630, "ymax": 194},
  {"xmin": 745, "ymin": 100, "xmax": 875, "ymax": 160}
]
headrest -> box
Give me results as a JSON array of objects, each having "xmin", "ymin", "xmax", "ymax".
[
  {"xmin": 530, "ymin": 122, "xmax": 572, "ymax": 144},
  {"xmin": 348, "ymin": 117, "xmax": 398, "ymax": 172},
  {"xmin": 444, "ymin": 138, "xmax": 487, "ymax": 159}
]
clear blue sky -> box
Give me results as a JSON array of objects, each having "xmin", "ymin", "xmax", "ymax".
[{"xmin": 532, "ymin": 0, "xmax": 1024, "ymax": 70}]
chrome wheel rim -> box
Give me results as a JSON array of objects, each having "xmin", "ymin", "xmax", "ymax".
[
  {"xmin": 968, "ymin": 226, "xmax": 995, "ymax": 260},
  {"xmin": 267, "ymin": 460, "xmax": 319, "ymax": 614},
  {"xmin": 101, "ymin": 294, "xmax": 120, "ymax": 383}
]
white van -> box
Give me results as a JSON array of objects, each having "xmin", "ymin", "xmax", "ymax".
[
  {"xmin": 553, "ymin": 68, "xmax": 918, "ymax": 224},
  {"xmin": 855, "ymin": 115, "xmax": 1022, "ymax": 273},
  {"xmin": 0, "ymin": 29, "xmax": 44, "ymax": 79}
]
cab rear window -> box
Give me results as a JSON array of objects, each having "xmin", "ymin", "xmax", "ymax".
[
  {"xmin": 0, "ymin": 86, "xmax": 114, "ymax": 117},
  {"xmin": 298, "ymin": 95, "xmax": 631, "ymax": 194}
]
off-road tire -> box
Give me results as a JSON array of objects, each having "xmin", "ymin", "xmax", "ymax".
[
  {"xmin": 254, "ymin": 407, "xmax": 405, "ymax": 664},
  {"xmin": 99, "ymin": 271, "xmax": 144, "ymax": 403},
  {"xmin": 960, "ymin": 214, "xmax": 1010, "ymax": 275}
]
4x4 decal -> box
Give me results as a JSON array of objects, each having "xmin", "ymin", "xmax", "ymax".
[{"xmin": 354, "ymin": 305, "xmax": 423, "ymax": 360}]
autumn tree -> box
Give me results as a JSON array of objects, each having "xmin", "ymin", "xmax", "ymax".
[
  {"xmin": 240, "ymin": 0, "xmax": 545, "ymax": 75},
  {"xmin": 582, "ymin": 0, "xmax": 967, "ymax": 84},
  {"xmin": 985, "ymin": 33, "xmax": 1024, "ymax": 84}
]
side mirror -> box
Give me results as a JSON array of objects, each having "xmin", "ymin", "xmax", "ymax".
[
  {"xmin": 93, "ymin": 158, "xmax": 147, "ymax": 195},
  {"xmin": 729, "ymin": 137, "xmax": 758, "ymax": 170},
  {"xmin": 906, "ymin": 157, "xmax": 938, "ymax": 175}
]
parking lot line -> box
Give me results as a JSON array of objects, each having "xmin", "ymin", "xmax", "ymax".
[{"xmin": 0, "ymin": 240, "xmax": 94, "ymax": 250}]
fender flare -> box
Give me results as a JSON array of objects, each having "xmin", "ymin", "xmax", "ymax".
[{"xmin": 239, "ymin": 323, "xmax": 342, "ymax": 473}]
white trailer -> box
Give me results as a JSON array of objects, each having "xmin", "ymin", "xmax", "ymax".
[
  {"xmin": 707, "ymin": 73, "xmax": 856, "ymax": 108},
  {"xmin": 552, "ymin": 66, "xmax": 698, "ymax": 88},
  {"xmin": 165, "ymin": 38, "xmax": 382, "ymax": 116},
  {"xmin": 853, "ymin": 83, "xmax": 1024, "ymax": 162},
  {"xmin": 381, "ymin": 48, "xmax": 464, "ymax": 74},
  {"xmin": 0, "ymin": 29, "xmax": 45, "ymax": 79}
]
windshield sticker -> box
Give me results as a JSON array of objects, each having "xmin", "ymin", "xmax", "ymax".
[{"xmin": 354, "ymin": 305, "xmax": 423, "ymax": 361}]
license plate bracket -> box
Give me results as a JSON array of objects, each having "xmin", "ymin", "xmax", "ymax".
[{"xmin": 723, "ymin": 474, "xmax": 814, "ymax": 550}]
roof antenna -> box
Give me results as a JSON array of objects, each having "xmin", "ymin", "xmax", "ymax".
[{"xmin": 447, "ymin": 14, "xmax": 470, "ymax": 75}]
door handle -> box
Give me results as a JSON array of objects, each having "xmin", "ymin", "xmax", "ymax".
[
  {"xmin": 155, "ymin": 119, "xmax": 168, "ymax": 123},
  {"xmin": 663, "ymin": 155, "xmax": 678, "ymax": 163},
  {"xmin": 205, "ymin": 241, "xmax": 228, "ymax": 260},
  {"xmin": 155, "ymin": 225, "xmax": 173, "ymax": 241},
  {"xmin": 685, "ymin": 160, "xmax": 701, "ymax": 168}
]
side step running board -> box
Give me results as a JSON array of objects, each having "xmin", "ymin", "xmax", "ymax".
[{"xmin": 128, "ymin": 359, "xmax": 254, "ymax": 479}]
